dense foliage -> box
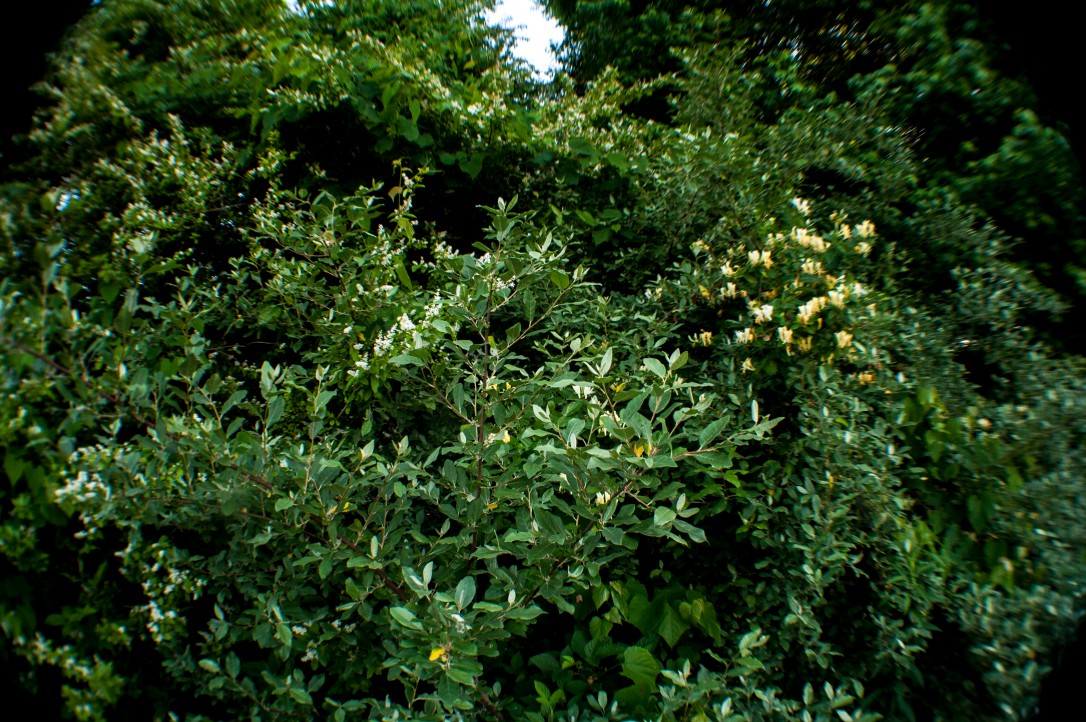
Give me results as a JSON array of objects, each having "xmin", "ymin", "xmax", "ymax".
[{"xmin": 2, "ymin": 1, "xmax": 1084, "ymax": 721}]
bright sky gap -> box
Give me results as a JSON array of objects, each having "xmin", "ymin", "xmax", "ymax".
[{"xmin": 484, "ymin": 0, "xmax": 565, "ymax": 79}]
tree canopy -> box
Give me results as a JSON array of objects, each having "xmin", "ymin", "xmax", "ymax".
[{"xmin": 2, "ymin": 2, "xmax": 1084, "ymax": 721}]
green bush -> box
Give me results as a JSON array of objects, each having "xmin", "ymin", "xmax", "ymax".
[{"xmin": 3, "ymin": 1, "xmax": 1085, "ymax": 720}]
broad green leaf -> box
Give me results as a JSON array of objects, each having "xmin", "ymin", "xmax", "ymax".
[
  {"xmin": 644, "ymin": 358, "xmax": 667, "ymax": 378},
  {"xmin": 454, "ymin": 575, "xmax": 476, "ymax": 610},
  {"xmin": 621, "ymin": 646, "xmax": 660, "ymax": 690}
]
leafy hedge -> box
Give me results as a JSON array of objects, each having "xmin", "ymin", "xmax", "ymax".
[{"xmin": 2, "ymin": 1, "xmax": 1084, "ymax": 721}]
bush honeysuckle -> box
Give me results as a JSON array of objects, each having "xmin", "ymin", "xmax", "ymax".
[
  {"xmin": 4, "ymin": 4, "xmax": 1084, "ymax": 721},
  {"xmin": 655, "ymin": 204, "xmax": 882, "ymax": 380}
]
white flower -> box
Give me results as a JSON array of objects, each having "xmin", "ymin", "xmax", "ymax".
[
  {"xmin": 777, "ymin": 327, "xmax": 793, "ymax": 345},
  {"xmin": 748, "ymin": 249, "xmax": 773, "ymax": 268},
  {"xmin": 792, "ymin": 197, "xmax": 811, "ymax": 216},
  {"xmin": 797, "ymin": 296, "xmax": 826, "ymax": 325},
  {"xmin": 752, "ymin": 304, "xmax": 774, "ymax": 324},
  {"xmin": 835, "ymin": 330, "xmax": 854, "ymax": 349},
  {"xmin": 793, "ymin": 227, "xmax": 829, "ymax": 252}
]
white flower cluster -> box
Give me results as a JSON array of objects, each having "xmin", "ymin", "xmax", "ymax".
[
  {"xmin": 55, "ymin": 470, "xmax": 111, "ymax": 507},
  {"xmin": 134, "ymin": 544, "xmax": 207, "ymax": 643},
  {"xmin": 348, "ymin": 294, "xmax": 447, "ymax": 378},
  {"xmin": 142, "ymin": 598, "xmax": 180, "ymax": 643}
]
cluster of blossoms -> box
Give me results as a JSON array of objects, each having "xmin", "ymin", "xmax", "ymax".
[
  {"xmin": 668, "ymin": 201, "xmax": 880, "ymax": 372},
  {"xmin": 55, "ymin": 444, "xmax": 127, "ymax": 539},
  {"xmin": 55, "ymin": 469, "xmax": 111, "ymax": 508},
  {"xmin": 347, "ymin": 294, "xmax": 448, "ymax": 377},
  {"xmin": 132, "ymin": 543, "xmax": 206, "ymax": 644},
  {"xmin": 11, "ymin": 632, "xmax": 123, "ymax": 720},
  {"xmin": 476, "ymin": 252, "xmax": 516, "ymax": 294}
]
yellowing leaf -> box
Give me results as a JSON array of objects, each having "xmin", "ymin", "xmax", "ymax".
[
  {"xmin": 486, "ymin": 502, "xmax": 498, "ymax": 510},
  {"xmin": 429, "ymin": 647, "xmax": 447, "ymax": 662},
  {"xmin": 633, "ymin": 442, "xmax": 645, "ymax": 457}
]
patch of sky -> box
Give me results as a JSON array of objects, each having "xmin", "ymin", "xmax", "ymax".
[
  {"xmin": 282, "ymin": 2, "xmax": 564, "ymax": 80},
  {"xmin": 484, "ymin": 0, "xmax": 565, "ymax": 80}
]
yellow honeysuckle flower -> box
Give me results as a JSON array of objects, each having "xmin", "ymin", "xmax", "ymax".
[{"xmin": 752, "ymin": 304, "xmax": 774, "ymax": 324}]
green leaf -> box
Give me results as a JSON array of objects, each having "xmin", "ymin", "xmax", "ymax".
[
  {"xmin": 644, "ymin": 358, "xmax": 667, "ymax": 378},
  {"xmin": 657, "ymin": 604, "xmax": 691, "ymax": 648},
  {"xmin": 390, "ymin": 354, "xmax": 423, "ymax": 366},
  {"xmin": 621, "ymin": 646, "xmax": 660, "ymax": 690},
  {"xmin": 505, "ymin": 606, "xmax": 544, "ymax": 620},
  {"xmin": 389, "ymin": 606, "xmax": 418, "ymax": 628},
  {"xmin": 4, "ymin": 452, "xmax": 25, "ymax": 484},
  {"xmin": 549, "ymin": 270, "xmax": 570, "ymax": 290},
  {"xmin": 274, "ymin": 497, "xmax": 294, "ymax": 512},
  {"xmin": 460, "ymin": 152, "xmax": 484, "ymax": 179},
  {"xmin": 288, "ymin": 687, "xmax": 313, "ymax": 705},
  {"xmin": 394, "ymin": 260, "xmax": 413, "ymax": 290},
  {"xmin": 455, "ymin": 575, "xmax": 477, "ymax": 610},
  {"xmin": 446, "ymin": 666, "xmax": 476, "ymax": 685},
  {"xmin": 267, "ymin": 396, "xmax": 285, "ymax": 428},
  {"xmin": 221, "ymin": 389, "xmax": 247, "ymax": 416},
  {"xmin": 698, "ymin": 419, "xmax": 728, "ymax": 449},
  {"xmin": 653, "ymin": 507, "xmax": 677, "ymax": 527},
  {"xmin": 599, "ymin": 347, "xmax": 613, "ymax": 376}
]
